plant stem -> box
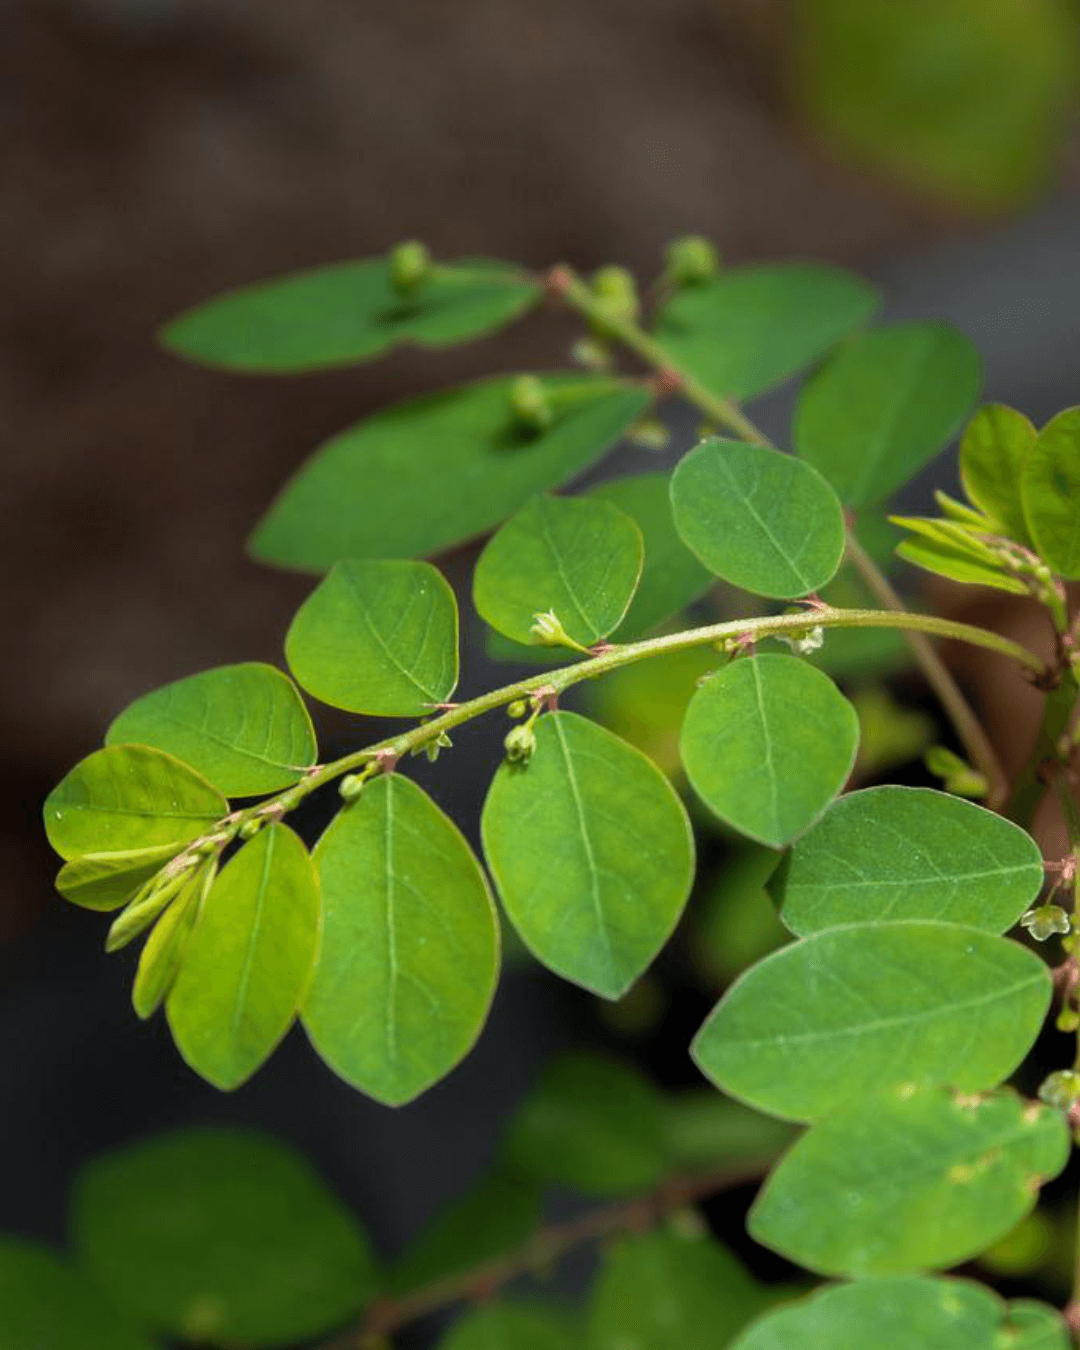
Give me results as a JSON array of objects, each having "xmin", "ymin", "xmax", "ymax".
[
  {"xmin": 316, "ymin": 1157, "xmax": 770, "ymax": 1347},
  {"xmin": 549, "ymin": 264, "xmax": 1008, "ymax": 808},
  {"xmin": 1007, "ymin": 671, "xmax": 1080, "ymax": 829}
]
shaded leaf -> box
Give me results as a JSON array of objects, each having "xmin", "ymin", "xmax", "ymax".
[
  {"xmin": 441, "ymin": 1303, "xmax": 578, "ymax": 1350},
  {"xmin": 55, "ymin": 843, "xmax": 182, "ymax": 912},
  {"xmin": 663, "ymin": 1090, "xmax": 797, "ymax": 1171},
  {"xmin": 680, "ymin": 655, "xmax": 859, "ymax": 847},
  {"xmin": 504, "ymin": 1052, "xmax": 667, "ymax": 1196},
  {"xmin": 590, "ymin": 472, "xmax": 713, "ymax": 637},
  {"xmin": 44, "ymin": 745, "xmax": 226, "ymax": 862},
  {"xmin": 251, "ymin": 375, "xmax": 651, "ymax": 571},
  {"xmin": 696, "ymin": 846, "xmax": 788, "ymax": 983},
  {"xmin": 286, "ymin": 559, "xmax": 458, "ymax": 716},
  {"xmin": 107, "ymin": 663, "xmax": 317, "ymax": 797},
  {"xmin": 303, "ymin": 774, "xmax": 499, "ymax": 1105},
  {"xmin": 773, "ymin": 786, "xmax": 1044, "ymax": 935},
  {"xmin": 653, "ymin": 264, "xmax": 879, "ymax": 402},
  {"xmin": 0, "ymin": 1238, "xmax": 160, "ymax": 1350},
  {"xmin": 693, "ymin": 921, "xmax": 1050, "ymax": 1121},
  {"xmin": 167, "ymin": 823, "xmax": 320, "ymax": 1089},
  {"xmin": 482, "ymin": 712, "xmax": 694, "ymax": 998},
  {"xmin": 473, "ymin": 494, "xmax": 643, "ymax": 647},
  {"xmin": 671, "ymin": 439, "xmax": 845, "ymax": 599},
  {"xmin": 960, "ymin": 405, "xmax": 1037, "ymax": 545},
  {"xmin": 162, "ymin": 257, "xmax": 540, "ymax": 372},
  {"xmin": 749, "ymin": 1087, "xmax": 1069, "ymax": 1277},
  {"xmin": 795, "ymin": 323, "xmax": 983, "ymax": 506},
  {"xmin": 1022, "ymin": 408, "xmax": 1080, "ymax": 578},
  {"xmin": 72, "ymin": 1129, "xmax": 376, "ymax": 1346},
  {"xmin": 587, "ymin": 1231, "xmax": 766, "ymax": 1350},
  {"xmin": 731, "ymin": 1275, "xmax": 1067, "ymax": 1350}
]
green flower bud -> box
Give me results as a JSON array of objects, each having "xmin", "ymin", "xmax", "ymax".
[
  {"xmin": 1038, "ymin": 1068, "xmax": 1080, "ymax": 1108},
  {"xmin": 510, "ymin": 374, "xmax": 554, "ymax": 434},
  {"xmin": 339, "ymin": 773, "xmax": 367, "ymax": 802},
  {"xmin": 627, "ymin": 416, "xmax": 671, "ymax": 451},
  {"xmin": 530, "ymin": 609, "xmax": 572, "ymax": 646},
  {"xmin": 663, "ymin": 235, "xmax": 720, "ymax": 287},
  {"xmin": 238, "ymin": 818, "xmax": 263, "ymax": 841},
  {"xmin": 388, "ymin": 240, "xmax": 431, "ymax": 297},
  {"xmin": 504, "ymin": 722, "xmax": 537, "ymax": 763},
  {"xmin": 1019, "ymin": 904, "xmax": 1072, "ymax": 941},
  {"xmin": 1057, "ymin": 1006, "xmax": 1080, "ymax": 1034},
  {"xmin": 570, "ymin": 336, "xmax": 613, "ymax": 373},
  {"xmin": 507, "ymin": 699, "xmax": 528, "ymax": 719},
  {"xmin": 588, "ymin": 265, "xmax": 640, "ymax": 337}
]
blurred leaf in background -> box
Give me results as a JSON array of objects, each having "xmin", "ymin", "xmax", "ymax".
[{"xmin": 788, "ymin": 0, "xmax": 1080, "ymax": 212}]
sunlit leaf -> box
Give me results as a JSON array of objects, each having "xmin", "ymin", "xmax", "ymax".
[
  {"xmin": 680, "ymin": 655, "xmax": 859, "ymax": 847},
  {"xmin": 250, "ymin": 375, "xmax": 651, "ymax": 571},
  {"xmin": 303, "ymin": 774, "xmax": 499, "ymax": 1105},
  {"xmin": 55, "ymin": 843, "xmax": 182, "ymax": 912},
  {"xmin": 473, "ymin": 494, "xmax": 643, "ymax": 647},
  {"xmin": 482, "ymin": 712, "xmax": 694, "ymax": 998},
  {"xmin": 795, "ymin": 323, "xmax": 982, "ymax": 506},
  {"xmin": 107, "ymin": 663, "xmax": 317, "ymax": 797},
  {"xmin": 1022, "ymin": 408, "xmax": 1080, "ymax": 578},
  {"xmin": 960, "ymin": 404, "xmax": 1037, "ymax": 546},
  {"xmin": 167, "ymin": 823, "xmax": 320, "ymax": 1089},
  {"xmin": 749, "ymin": 1087, "xmax": 1069, "ymax": 1277},
  {"xmin": 286, "ymin": 559, "xmax": 458, "ymax": 716},
  {"xmin": 773, "ymin": 786, "xmax": 1045, "ymax": 935},
  {"xmin": 162, "ymin": 257, "xmax": 540, "ymax": 372},
  {"xmin": 72, "ymin": 1129, "xmax": 376, "ymax": 1346},
  {"xmin": 671, "ymin": 439, "xmax": 845, "ymax": 599},
  {"xmin": 131, "ymin": 874, "xmax": 201, "ymax": 1020}
]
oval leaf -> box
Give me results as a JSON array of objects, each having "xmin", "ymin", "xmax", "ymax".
[
  {"xmin": 286, "ymin": 558, "xmax": 458, "ymax": 716},
  {"xmin": 504, "ymin": 1053, "xmax": 667, "ymax": 1196},
  {"xmin": 44, "ymin": 745, "xmax": 226, "ymax": 862},
  {"xmin": 587, "ymin": 1231, "xmax": 765, "ymax": 1350},
  {"xmin": 167, "ymin": 823, "xmax": 320, "ymax": 1089},
  {"xmin": 473, "ymin": 494, "xmax": 643, "ymax": 647},
  {"xmin": 670, "ymin": 439, "xmax": 845, "ymax": 599},
  {"xmin": 773, "ymin": 786, "xmax": 1045, "ymax": 936},
  {"xmin": 55, "ymin": 843, "xmax": 182, "ymax": 912},
  {"xmin": 960, "ymin": 404, "xmax": 1037, "ymax": 546},
  {"xmin": 0, "ymin": 1239, "xmax": 160, "ymax": 1350},
  {"xmin": 748, "ymin": 1087, "xmax": 1069, "ymax": 1277},
  {"xmin": 251, "ymin": 375, "xmax": 651, "ymax": 571},
  {"xmin": 653, "ymin": 264, "xmax": 879, "ymax": 402},
  {"xmin": 72, "ymin": 1129, "xmax": 376, "ymax": 1346},
  {"xmin": 107, "ymin": 663, "xmax": 317, "ymax": 796},
  {"xmin": 1022, "ymin": 408, "xmax": 1080, "ymax": 578},
  {"xmin": 589, "ymin": 472, "xmax": 713, "ymax": 638},
  {"xmin": 731, "ymin": 1276, "xmax": 1066, "ymax": 1350},
  {"xmin": 795, "ymin": 323, "xmax": 983, "ymax": 506},
  {"xmin": 692, "ymin": 922, "xmax": 1050, "ymax": 1121},
  {"xmin": 680, "ymin": 655, "xmax": 859, "ymax": 847},
  {"xmin": 162, "ymin": 257, "xmax": 540, "ymax": 372},
  {"xmin": 303, "ymin": 773, "xmax": 499, "ymax": 1105},
  {"xmin": 442, "ymin": 1303, "xmax": 577, "ymax": 1350},
  {"xmin": 482, "ymin": 712, "xmax": 694, "ymax": 998}
]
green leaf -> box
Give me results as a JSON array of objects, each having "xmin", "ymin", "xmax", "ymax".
[
  {"xmin": 773, "ymin": 786, "xmax": 1045, "ymax": 935},
  {"xmin": 106, "ymin": 663, "xmax": 317, "ymax": 797},
  {"xmin": 680, "ymin": 655, "xmax": 859, "ymax": 847},
  {"xmin": 652, "ymin": 264, "xmax": 879, "ymax": 402},
  {"xmin": 481, "ymin": 712, "xmax": 694, "ymax": 998},
  {"xmin": 696, "ymin": 846, "xmax": 789, "ymax": 983},
  {"xmin": 473, "ymin": 494, "xmax": 643, "ymax": 647},
  {"xmin": 388, "ymin": 1171, "xmax": 540, "ymax": 1297},
  {"xmin": 589, "ymin": 473, "xmax": 713, "ymax": 638},
  {"xmin": 587, "ymin": 1231, "xmax": 766, "ymax": 1350},
  {"xmin": 303, "ymin": 773, "xmax": 499, "ymax": 1105},
  {"xmin": 795, "ymin": 323, "xmax": 983, "ymax": 506},
  {"xmin": 663, "ymin": 1090, "xmax": 797, "ymax": 1170},
  {"xmin": 54, "ymin": 843, "xmax": 182, "ymax": 912},
  {"xmin": 670, "ymin": 439, "xmax": 845, "ymax": 599},
  {"xmin": 441, "ymin": 1303, "xmax": 578, "ymax": 1350},
  {"xmin": 692, "ymin": 921, "xmax": 1050, "ymax": 1122},
  {"xmin": 162, "ymin": 257, "xmax": 540, "ymax": 372},
  {"xmin": 960, "ymin": 405, "xmax": 1037, "ymax": 545},
  {"xmin": 748, "ymin": 1087, "xmax": 1069, "ymax": 1277},
  {"xmin": 1022, "ymin": 408, "xmax": 1080, "ymax": 578},
  {"xmin": 0, "ymin": 1239, "xmax": 160, "ymax": 1350},
  {"xmin": 44, "ymin": 745, "xmax": 226, "ymax": 862},
  {"xmin": 789, "ymin": 0, "xmax": 1079, "ymax": 213},
  {"xmin": 166, "ymin": 823, "xmax": 320, "ymax": 1089},
  {"xmin": 250, "ymin": 375, "xmax": 651, "ymax": 571},
  {"xmin": 503, "ymin": 1052, "xmax": 667, "ymax": 1196},
  {"xmin": 730, "ymin": 1276, "xmax": 1067, "ymax": 1350},
  {"xmin": 132, "ymin": 875, "xmax": 201, "ymax": 1020},
  {"xmin": 895, "ymin": 535, "xmax": 1030, "ymax": 595},
  {"xmin": 72, "ymin": 1129, "xmax": 376, "ymax": 1346},
  {"xmin": 286, "ymin": 559, "xmax": 458, "ymax": 716}
]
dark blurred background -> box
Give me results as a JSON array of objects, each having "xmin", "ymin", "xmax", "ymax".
[{"xmin": 5, "ymin": 0, "xmax": 1080, "ymax": 1340}]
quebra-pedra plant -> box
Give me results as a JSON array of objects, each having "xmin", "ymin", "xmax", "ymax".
[{"xmin": 31, "ymin": 237, "xmax": 1080, "ymax": 1348}]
